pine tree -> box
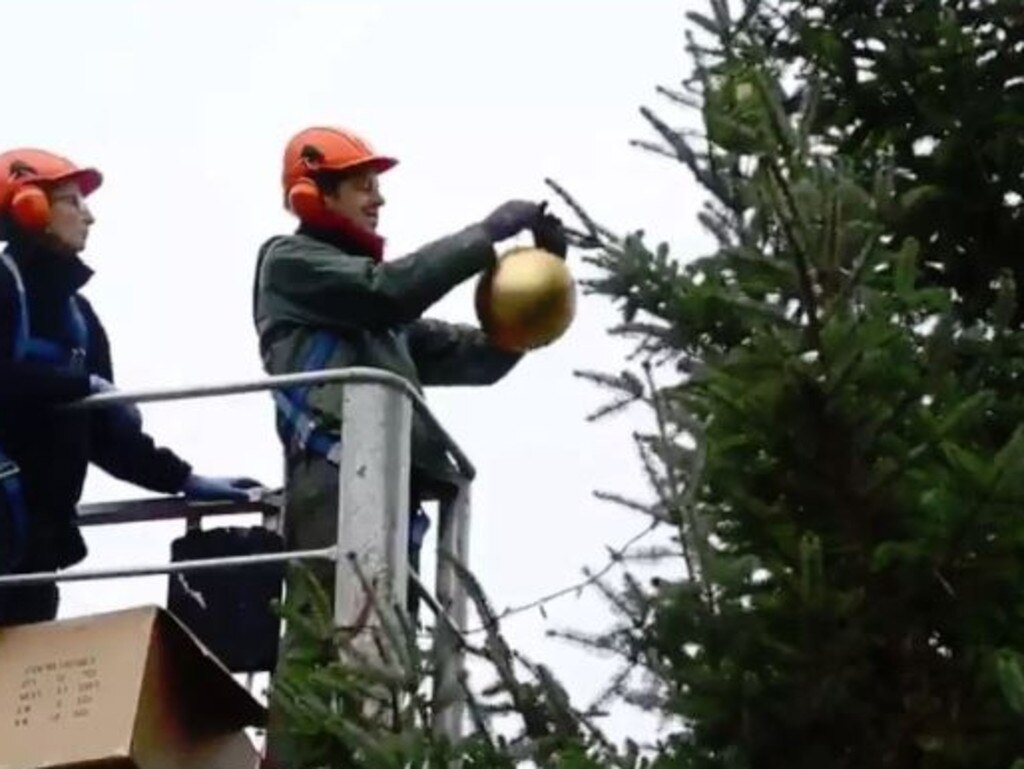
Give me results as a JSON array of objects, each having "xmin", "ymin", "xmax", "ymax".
[{"xmin": 558, "ymin": 1, "xmax": 1024, "ymax": 766}]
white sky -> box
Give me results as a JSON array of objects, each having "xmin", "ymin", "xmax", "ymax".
[{"xmin": 1, "ymin": 0, "xmax": 712, "ymax": 747}]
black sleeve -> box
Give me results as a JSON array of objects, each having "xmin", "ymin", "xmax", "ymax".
[
  {"xmin": 81, "ymin": 298, "xmax": 193, "ymax": 494},
  {"xmin": 407, "ymin": 318, "xmax": 522, "ymax": 386},
  {"xmin": 0, "ymin": 269, "xmax": 92, "ymax": 407}
]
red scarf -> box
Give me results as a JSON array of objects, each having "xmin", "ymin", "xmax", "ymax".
[{"xmin": 299, "ymin": 209, "xmax": 385, "ymax": 261}]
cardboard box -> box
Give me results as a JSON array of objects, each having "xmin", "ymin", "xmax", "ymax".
[{"xmin": 0, "ymin": 605, "xmax": 266, "ymax": 769}]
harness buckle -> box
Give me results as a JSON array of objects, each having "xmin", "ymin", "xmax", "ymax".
[{"xmin": 291, "ymin": 414, "xmax": 316, "ymax": 453}]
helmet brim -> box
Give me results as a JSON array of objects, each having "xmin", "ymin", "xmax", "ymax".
[
  {"xmin": 326, "ymin": 155, "xmax": 398, "ymax": 176},
  {"xmin": 51, "ymin": 167, "xmax": 103, "ymax": 196}
]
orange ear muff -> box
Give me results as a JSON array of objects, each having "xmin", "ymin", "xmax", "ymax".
[
  {"xmin": 286, "ymin": 178, "xmax": 326, "ymax": 225},
  {"xmin": 9, "ymin": 185, "xmax": 51, "ymax": 231}
]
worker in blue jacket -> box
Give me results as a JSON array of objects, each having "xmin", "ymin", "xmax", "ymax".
[{"xmin": 0, "ymin": 147, "xmax": 264, "ymax": 627}]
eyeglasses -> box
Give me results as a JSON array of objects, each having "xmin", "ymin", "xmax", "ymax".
[{"xmin": 50, "ymin": 193, "xmax": 88, "ymax": 211}]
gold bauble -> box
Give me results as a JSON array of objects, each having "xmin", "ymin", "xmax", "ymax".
[{"xmin": 474, "ymin": 246, "xmax": 576, "ymax": 352}]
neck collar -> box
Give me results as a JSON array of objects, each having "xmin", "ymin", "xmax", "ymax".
[
  {"xmin": 4, "ymin": 237, "xmax": 93, "ymax": 293},
  {"xmin": 297, "ymin": 213, "xmax": 385, "ymax": 261}
]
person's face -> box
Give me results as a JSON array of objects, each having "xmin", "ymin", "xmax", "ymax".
[
  {"xmin": 46, "ymin": 181, "xmax": 94, "ymax": 254},
  {"xmin": 322, "ymin": 168, "xmax": 385, "ymax": 232}
]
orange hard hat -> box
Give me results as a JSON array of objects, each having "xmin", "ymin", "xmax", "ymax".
[
  {"xmin": 281, "ymin": 126, "xmax": 397, "ymax": 222},
  {"xmin": 0, "ymin": 148, "xmax": 102, "ymax": 233}
]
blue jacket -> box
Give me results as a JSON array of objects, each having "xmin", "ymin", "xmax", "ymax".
[{"xmin": 0, "ymin": 240, "xmax": 192, "ymax": 570}]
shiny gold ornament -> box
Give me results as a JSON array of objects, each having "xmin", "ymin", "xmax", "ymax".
[{"xmin": 474, "ymin": 246, "xmax": 576, "ymax": 352}]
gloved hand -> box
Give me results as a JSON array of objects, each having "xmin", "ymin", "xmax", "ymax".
[
  {"xmin": 89, "ymin": 374, "xmax": 115, "ymax": 394},
  {"xmin": 531, "ymin": 208, "xmax": 569, "ymax": 259},
  {"xmin": 89, "ymin": 374, "xmax": 142, "ymax": 428},
  {"xmin": 182, "ymin": 474, "xmax": 267, "ymax": 503},
  {"xmin": 480, "ymin": 200, "xmax": 543, "ymax": 243}
]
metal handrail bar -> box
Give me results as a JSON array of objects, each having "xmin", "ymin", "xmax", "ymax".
[
  {"xmin": 0, "ymin": 547, "xmax": 337, "ymax": 587},
  {"xmin": 63, "ymin": 367, "xmax": 476, "ymax": 479},
  {"xmin": 77, "ymin": 494, "xmax": 283, "ymax": 527}
]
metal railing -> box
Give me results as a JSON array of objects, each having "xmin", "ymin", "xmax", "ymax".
[{"xmin": 0, "ymin": 367, "xmax": 472, "ymax": 739}]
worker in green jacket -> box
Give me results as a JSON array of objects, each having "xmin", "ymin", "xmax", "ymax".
[{"xmin": 252, "ymin": 125, "xmax": 564, "ymax": 766}]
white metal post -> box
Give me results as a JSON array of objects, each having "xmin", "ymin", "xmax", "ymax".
[
  {"xmin": 433, "ymin": 480, "xmax": 471, "ymax": 740},
  {"xmin": 333, "ymin": 382, "xmax": 413, "ymax": 640}
]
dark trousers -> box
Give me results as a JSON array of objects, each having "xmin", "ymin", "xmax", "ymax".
[{"xmin": 0, "ymin": 581, "xmax": 58, "ymax": 627}]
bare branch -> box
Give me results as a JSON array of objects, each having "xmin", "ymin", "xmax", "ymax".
[
  {"xmin": 464, "ymin": 522, "xmax": 659, "ymax": 635},
  {"xmin": 544, "ymin": 177, "xmax": 619, "ymax": 246}
]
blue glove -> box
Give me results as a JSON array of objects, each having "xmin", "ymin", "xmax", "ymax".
[
  {"xmin": 89, "ymin": 374, "xmax": 142, "ymax": 428},
  {"xmin": 89, "ymin": 374, "xmax": 120, "ymax": 395},
  {"xmin": 182, "ymin": 474, "xmax": 266, "ymax": 503}
]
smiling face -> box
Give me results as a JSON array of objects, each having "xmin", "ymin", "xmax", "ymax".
[
  {"xmin": 45, "ymin": 180, "xmax": 94, "ymax": 254},
  {"xmin": 320, "ymin": 167, "xmax": 385, "ymax": 232}
]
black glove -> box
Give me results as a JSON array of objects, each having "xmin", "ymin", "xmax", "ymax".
[
  {"xmin": 531, "ymin": 210, "xmax": 568, "ymax": 259},
  {"xmin": 480, "ymin": 200, "xmax": 543, "ymax": 243}
]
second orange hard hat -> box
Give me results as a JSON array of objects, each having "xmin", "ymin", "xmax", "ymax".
[{"xmin": 281, "ymin": 126, "xmax": 397, "ymax": 223}]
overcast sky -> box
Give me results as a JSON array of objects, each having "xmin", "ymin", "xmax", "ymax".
[{"xmin": 1, "ymin": 0, "xmax": 712, "ymax": 746}]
